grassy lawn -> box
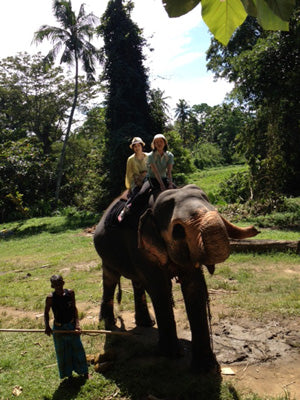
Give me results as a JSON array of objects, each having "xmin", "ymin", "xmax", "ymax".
[
  {"xmin": 187, "ymin": 165, "xmax": 248, "ymax": 198},
  {"xmin": 0, "ymin": 212, "xmax": 299, "ymax": 400}
]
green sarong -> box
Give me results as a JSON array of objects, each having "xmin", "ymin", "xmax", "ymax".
[{"xmin": 53, "ymin": 321, "xmax": 88, "ymax": 379}]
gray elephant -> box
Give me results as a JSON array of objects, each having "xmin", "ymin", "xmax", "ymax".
[{"xmin": 93, "ymin": 184, "xmax": 259, "ymax": 372}]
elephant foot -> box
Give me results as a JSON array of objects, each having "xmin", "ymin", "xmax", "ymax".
[
  {"xmin": 190, "ymin": 355, "xmax": 220, "ymax": 375},
  {"xmin": 104, "ymin": 319, "xmax": 117, "ymax": 331},
  {"xmin": 135, "ymin": 313, "xmax": 155, "ymax": 327},
  {"xmin": 99, "ymin": 302, "xmax": 116, "ymax": 330},
  {"xmin": 99, "ymin": 312, "xmax": 116, "ymax": 331}
]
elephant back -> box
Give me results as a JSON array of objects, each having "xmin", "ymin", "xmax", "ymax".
[{"xmin": 104, "ymin": 199, "xmax": 126, "ymax": 229}]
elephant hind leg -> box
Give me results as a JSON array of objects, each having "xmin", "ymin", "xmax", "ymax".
[
  {"xmin": 100, "ymin": 267, "xmax": 120, "ymax": 330},
  {"xmin": 132, "ymin": 281, "xmax": 155, "ymax": 327}
]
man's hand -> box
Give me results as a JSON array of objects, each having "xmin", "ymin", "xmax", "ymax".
[
  {"xmin": 45, "ymin": 326, "xmax": 52, "ymax": 336},
  {"xmin": 75, "ymin": 326, "xmax": 81, "ymax": 335}
]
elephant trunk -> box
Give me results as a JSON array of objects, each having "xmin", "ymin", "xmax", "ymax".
[
  {"xmin": 184, "ymin": 210, "xmax": 230, "ymax": 266},
  {"xmin": 221, "ymin": 216, "xmax": 260, "ymax": 239}
]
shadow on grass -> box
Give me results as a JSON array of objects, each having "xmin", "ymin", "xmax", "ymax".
[
  {"xmin": 98, "ymin": 325, "xmax": 224, "ymax": 400},
  {"xmin": 48, "ymin": 375, "xmax": 87, "ymax": 400}
]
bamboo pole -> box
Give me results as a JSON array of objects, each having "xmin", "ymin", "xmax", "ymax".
[{"xmin": 0, "ymin": 328, "xmax": 131, "ymax": 336}]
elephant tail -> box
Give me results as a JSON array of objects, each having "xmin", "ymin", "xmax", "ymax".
[{"xmin": 116, "ymin": 280, "xmax": 122, "ymax": 304}]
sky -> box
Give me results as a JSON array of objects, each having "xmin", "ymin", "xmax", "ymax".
[{"xmin": 0, "ymin": 0, "xmax": 233, "ymax": 113}]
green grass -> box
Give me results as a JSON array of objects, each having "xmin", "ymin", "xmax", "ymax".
[
  {"xmin": 248, "ymin": 227, "xmax": 299, "ymax": 241},
  {"xmin": 210, "ymin": 252, "xmax": 300, "ymax": 318},
  {"xmin": 187, "ymin": 164, "xmax": 247, "ymax": 200}
]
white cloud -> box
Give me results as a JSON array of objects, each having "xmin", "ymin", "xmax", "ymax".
[{"xmin": 169, "ymin": 51, "xmax": 204, "ymax": 71}]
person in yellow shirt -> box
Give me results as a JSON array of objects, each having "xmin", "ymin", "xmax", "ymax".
[
  {"xmin": 118, "ymin": 137, "xmax": 148, "ymax": 222},
  {"xmin": 125, "ymin": 137, "xmax": 148, "ymax": 195}
]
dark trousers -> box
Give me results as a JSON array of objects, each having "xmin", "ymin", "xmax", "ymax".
[{"xmin": 128, "ymin": 177, "xmax": 171, "ymax": 213}]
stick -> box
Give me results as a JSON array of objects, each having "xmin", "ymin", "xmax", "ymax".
[{"xmin": 0, "ymin": 328, "xmax": 131, "ymax": 336}]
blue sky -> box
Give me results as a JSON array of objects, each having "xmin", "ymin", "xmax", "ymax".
[{"xmin": 0, "ymin": 0, "xmax": 233, "ymax": 113}]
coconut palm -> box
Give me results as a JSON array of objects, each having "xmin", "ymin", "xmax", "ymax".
[
  {"xmin": 33, "ymin": 0, "xmax": 100, "ymax": 204},
  {"xmin": 174, "ymin": 99, "xmax": 191, "ymax": 145}
]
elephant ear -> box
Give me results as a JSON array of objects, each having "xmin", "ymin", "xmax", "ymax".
[{"xmin": 138, "ymin": 209, "xmax": 168, "ymax": 266}]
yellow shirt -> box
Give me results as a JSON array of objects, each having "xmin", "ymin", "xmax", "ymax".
[{"xmin": 125, "ymin": 153, "xmax": 148, "ymax": 190}]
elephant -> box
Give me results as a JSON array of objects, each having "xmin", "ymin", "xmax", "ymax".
[{"xmin": 93, "ymin": 184, "xmax": 259, "ymax": 372}]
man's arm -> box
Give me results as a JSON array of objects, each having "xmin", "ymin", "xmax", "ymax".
[
  {"xmin": 70, "ymin": 290, "xmax": 81, "ymax": 334},
  {"xmin": 44, "ymin": 295, "xmax": 52, "ymax": 336}
]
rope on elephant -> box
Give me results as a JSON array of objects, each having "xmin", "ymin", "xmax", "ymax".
[
  {"xmin": 0, "ymin": 328, "xmax": 132, "ymax": 336},
  {"xmin": 204, "ymin": 278, "xmax": 214, "ymax": 352}
]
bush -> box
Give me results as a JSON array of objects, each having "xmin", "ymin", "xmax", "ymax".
[
  {"xmin": 0, "ymin": 138, "xmax": 56, "ymax": 222},
  {"xmin": 192, "ymin": 142, "xmax": 224, "ymax": 169},
  {"xmin": 166, "ymin": 130, "xmax": 195, "ymax": 175},
  {"xmin": 218, "ymin": 170, "xmax": 252, "ymax": 204}
]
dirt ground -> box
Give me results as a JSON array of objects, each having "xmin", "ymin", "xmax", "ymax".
[
  {"xmin": 1, "ymin": 292, "xmax": 299, "ymax": 399},
  {"xmin": 107, "ymin": 303, "xmax": 300, "ymax": 400}
]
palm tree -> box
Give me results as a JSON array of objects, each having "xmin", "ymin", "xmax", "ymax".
[
  {"xmin": 33, "ymin": 0, "xmax": 100, "ymax": 204},
  {"xmin": 174, "ymin": 99, "xmax": 190, "ymax": 145}
]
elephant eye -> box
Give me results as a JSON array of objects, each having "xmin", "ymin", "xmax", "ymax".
[{"xmin": 172, "ymin": 224, "xmax": 186, "ymax": 240}]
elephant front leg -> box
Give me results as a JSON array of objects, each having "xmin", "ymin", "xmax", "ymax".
[
  {"xmin": 132, "ymin": 281, "xmax": 155, "ymax": 327},
  {"xmin": 99, "ymin": 268, "xmax": 119, "ymax": 330},
  {"xmin": 147, "ymin": 278, "xmax": 181, "ymax": 358},
  {"xmin": 181, "ymin": 269, "xmax": 219, "ymax": 373}
]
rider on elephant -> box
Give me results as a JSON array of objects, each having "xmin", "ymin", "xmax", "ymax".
[
  {"xmin": 125, "ymin": 137, "xmax": 148, "ymax": 195},
  {"xmin": 118, "ymin": 137, "xmax": 148, "ymax": 222},
  {"xmin": 147, "ymin": 134, "xmax": 174, "ymax": 193},
  {"xmin": 119, "ymin": 134, "xmax": 175, "ymax": 222}
]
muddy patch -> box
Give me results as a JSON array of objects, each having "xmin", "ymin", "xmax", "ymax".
[{"xmin": 211, "ymin": 318, "xmax": 300, "ymax": 398}]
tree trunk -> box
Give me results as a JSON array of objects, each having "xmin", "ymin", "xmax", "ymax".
[
  {"xmin": 230, "ymin": 239, "xmax": 300, "ymax": 254},
  {"xmin": 55, "ymin": 56, "xmax": 79, "ymax": 205}
]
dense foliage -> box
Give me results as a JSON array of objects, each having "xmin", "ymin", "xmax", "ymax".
[
  {"xmin": 207, "ymin": 11, "xmax": 300, "ymax": 199},
  {"xmin": 0, "ymin": 52, "xmax": 102, "ymax": 222},
  {"xmin": 0, "ymin": 139, "xmax": 56, "ymax": 221},
  {"xmin": 0, "ymin": 53, "xmax": 70, "ymax": 153},
  {"xmin": 98, "ymin": 0, "xmax": 154, "ymax": 200}
]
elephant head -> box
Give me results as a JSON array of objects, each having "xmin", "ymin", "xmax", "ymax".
[{"xmin": 138, "ymin": 185, "xmax": 259, "ymax": 274}]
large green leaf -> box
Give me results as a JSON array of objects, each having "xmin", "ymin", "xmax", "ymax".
[
  {"xmin": 162, "ymin": 0, "xmax": 294, "ymax": 45},
  {"xmin": 264, "ymin": 0, "xmax": 295, "ymax": 20},
  {"xmin": 201, "ymin": 0, "xmax": 247, "ymax": 45},
  {"xmin": 162, "ymin": 0, "xmax": 200, "ymax": 17},
  {"xmin": 255, "ymin": 0, "xmax": 290, "ymax": 29},
  {"xmin": 241, "ymin": 0, "xmax": 295, "ymax": 20},
  {"xmin": 241, "ymin": 0, "xmax": 258, "ymax": 16}
]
